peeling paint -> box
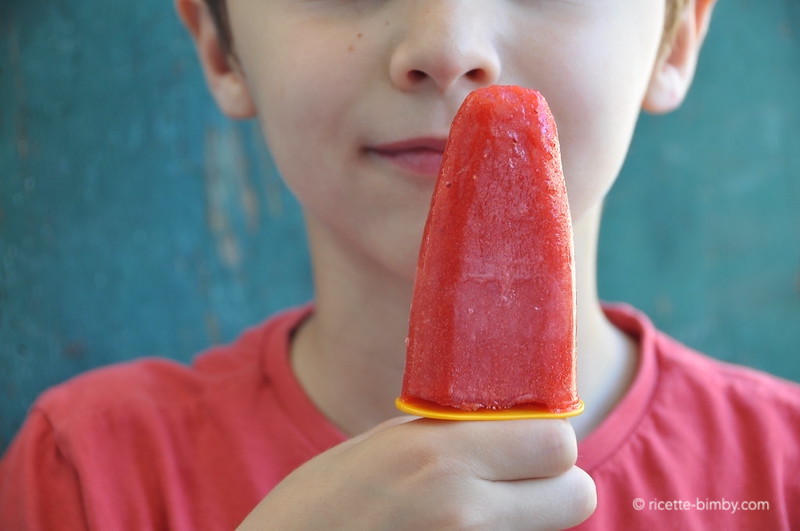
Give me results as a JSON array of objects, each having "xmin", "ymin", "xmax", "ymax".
[
  {"xmin": 204, "ymin": 312, "xmax": 221, "ymax": 345},
  {"xmin": 203, "ymin": 124, "xmax": 261, "ymax": 270}
]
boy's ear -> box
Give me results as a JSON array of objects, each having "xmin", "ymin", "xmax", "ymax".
[
  {"xmin": 642, "ymin": 0, "xmax": 717, "ymax": 114},
  {"xmin": 175, "ymin": 0, "xmax": 256, "ymax": 119}
]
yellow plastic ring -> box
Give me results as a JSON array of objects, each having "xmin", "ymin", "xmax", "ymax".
[{"xmin": 395, "ymin": 396, "xmax": 584, "ymax": 420}]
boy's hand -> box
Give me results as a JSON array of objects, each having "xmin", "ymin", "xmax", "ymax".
[{"xmin": 237, "ymin": 417, "xmax": 596, "ymax": 530}]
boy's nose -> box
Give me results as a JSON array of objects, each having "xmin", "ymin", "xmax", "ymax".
[{"xmin": 389, "ymin": 1, "xmax": 502, "ymax": 93}]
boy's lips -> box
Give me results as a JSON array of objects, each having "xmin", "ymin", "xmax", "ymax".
[{"xmin": 367, "ymin": 138, "xmax": 448, "ymax": 178}]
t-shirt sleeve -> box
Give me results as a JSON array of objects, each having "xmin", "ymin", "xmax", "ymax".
[{"xmin": 0, "ymin": 408, "xmax": 90, "ymax": 530}]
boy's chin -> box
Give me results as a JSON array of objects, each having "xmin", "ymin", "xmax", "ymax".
[{"xmin": 376, "ymin": 246, "xmax": 422, "ymax": 287}]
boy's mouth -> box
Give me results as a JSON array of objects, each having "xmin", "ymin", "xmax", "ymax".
[{"xmin": 367, "ymin": 138, "xmax": 447, "ymax": 178}]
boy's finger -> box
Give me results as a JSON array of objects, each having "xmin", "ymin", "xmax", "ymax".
[
  {"xmin": 484, "ymin": 466, "xmax": 598, "ymax": 530},
  {"xmin": 402, "ymin": 418, "xmax": 578, "ymax": 481}
]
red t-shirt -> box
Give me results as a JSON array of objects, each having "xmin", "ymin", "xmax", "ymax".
[{"xmin": 1, "ymin": 304, "xmax": 798, "ymax": 529}]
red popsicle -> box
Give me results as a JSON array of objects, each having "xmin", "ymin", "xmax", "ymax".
[{"xmin": 396, "ymin": 85, "xmax": 583, "ymax": 420}]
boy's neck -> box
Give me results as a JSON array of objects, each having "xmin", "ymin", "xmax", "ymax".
[
  {"xmin": 570, "ymin": 203, "xmax": 638, "ymax": 439},
  {"xmin": 291, "ymin": 203, "xmax": 637, "ymax": 440}
]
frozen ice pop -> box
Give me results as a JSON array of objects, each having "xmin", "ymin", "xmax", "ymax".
[{"xmin": 396, "ymin": 85, "xmax": 583, "ymax": 420}]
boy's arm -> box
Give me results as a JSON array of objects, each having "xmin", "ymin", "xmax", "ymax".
[{"xmin": 0, "ymin": 409, "xmax": 90, "ymax": 530}]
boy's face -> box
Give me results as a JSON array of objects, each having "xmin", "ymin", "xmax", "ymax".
[{"xmin": 219, "ymin": 0, "xmax": 669, "ymax": 278}]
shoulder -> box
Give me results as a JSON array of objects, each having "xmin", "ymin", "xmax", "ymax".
[
  {"xmin": 607, "ymin": 303, "xmax": 800, "ymax": 426},
  {"xmin": 646, "ymin": 329, "xmax": 800, "ymax": 485},
  {"xmin": 33, "ymin": 305, "xmax": 311, "ymax": 443},
  {"xmin": 655, "ymin": 331, "xmax": 800, "ymax": 422},
  {"xmin": 0, "ymin": 305, "xmax": 319, "ymax": 529},
  {"xmin": 602, "ymin": 303, "xmax": 800, "ymax": 472},
  {"xmin": 34, "ymin": 357, "xmax": 199, "ymax": 432}
]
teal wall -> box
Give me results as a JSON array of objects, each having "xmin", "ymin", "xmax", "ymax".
[
  {"xmin": 600, "ymin": 1, "xmax": 800, "ymax": 377},
  {"xmin": 1, "ymin": 1, "xmax": 798, "ymax": 450}
]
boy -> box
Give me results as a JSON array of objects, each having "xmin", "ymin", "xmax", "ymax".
[{"xmin": 2, "ymin": 0, "xmax": 798, "ymax": 529}]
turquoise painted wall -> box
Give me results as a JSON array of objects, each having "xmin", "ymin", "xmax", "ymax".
[{"xmin": 1, "ymin": 1, "xmax": 799, "ymax": 450}]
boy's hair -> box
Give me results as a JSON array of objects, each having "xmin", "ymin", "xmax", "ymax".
[
  {"xmin": 205, "ymin": 0, "xmax": 233, "ymax": 59},
  {"xmin": 203, "ymin": 0, "xmax": 689, "ymax": 63}
]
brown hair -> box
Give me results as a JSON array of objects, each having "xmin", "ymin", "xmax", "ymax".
[
  {"xmin": 204, "ymin": 0, "xmax": 689, "ymax": 60},
  {"xmin": 205, "ymin": 0, "xmax": 233, "ymax": 57}
]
